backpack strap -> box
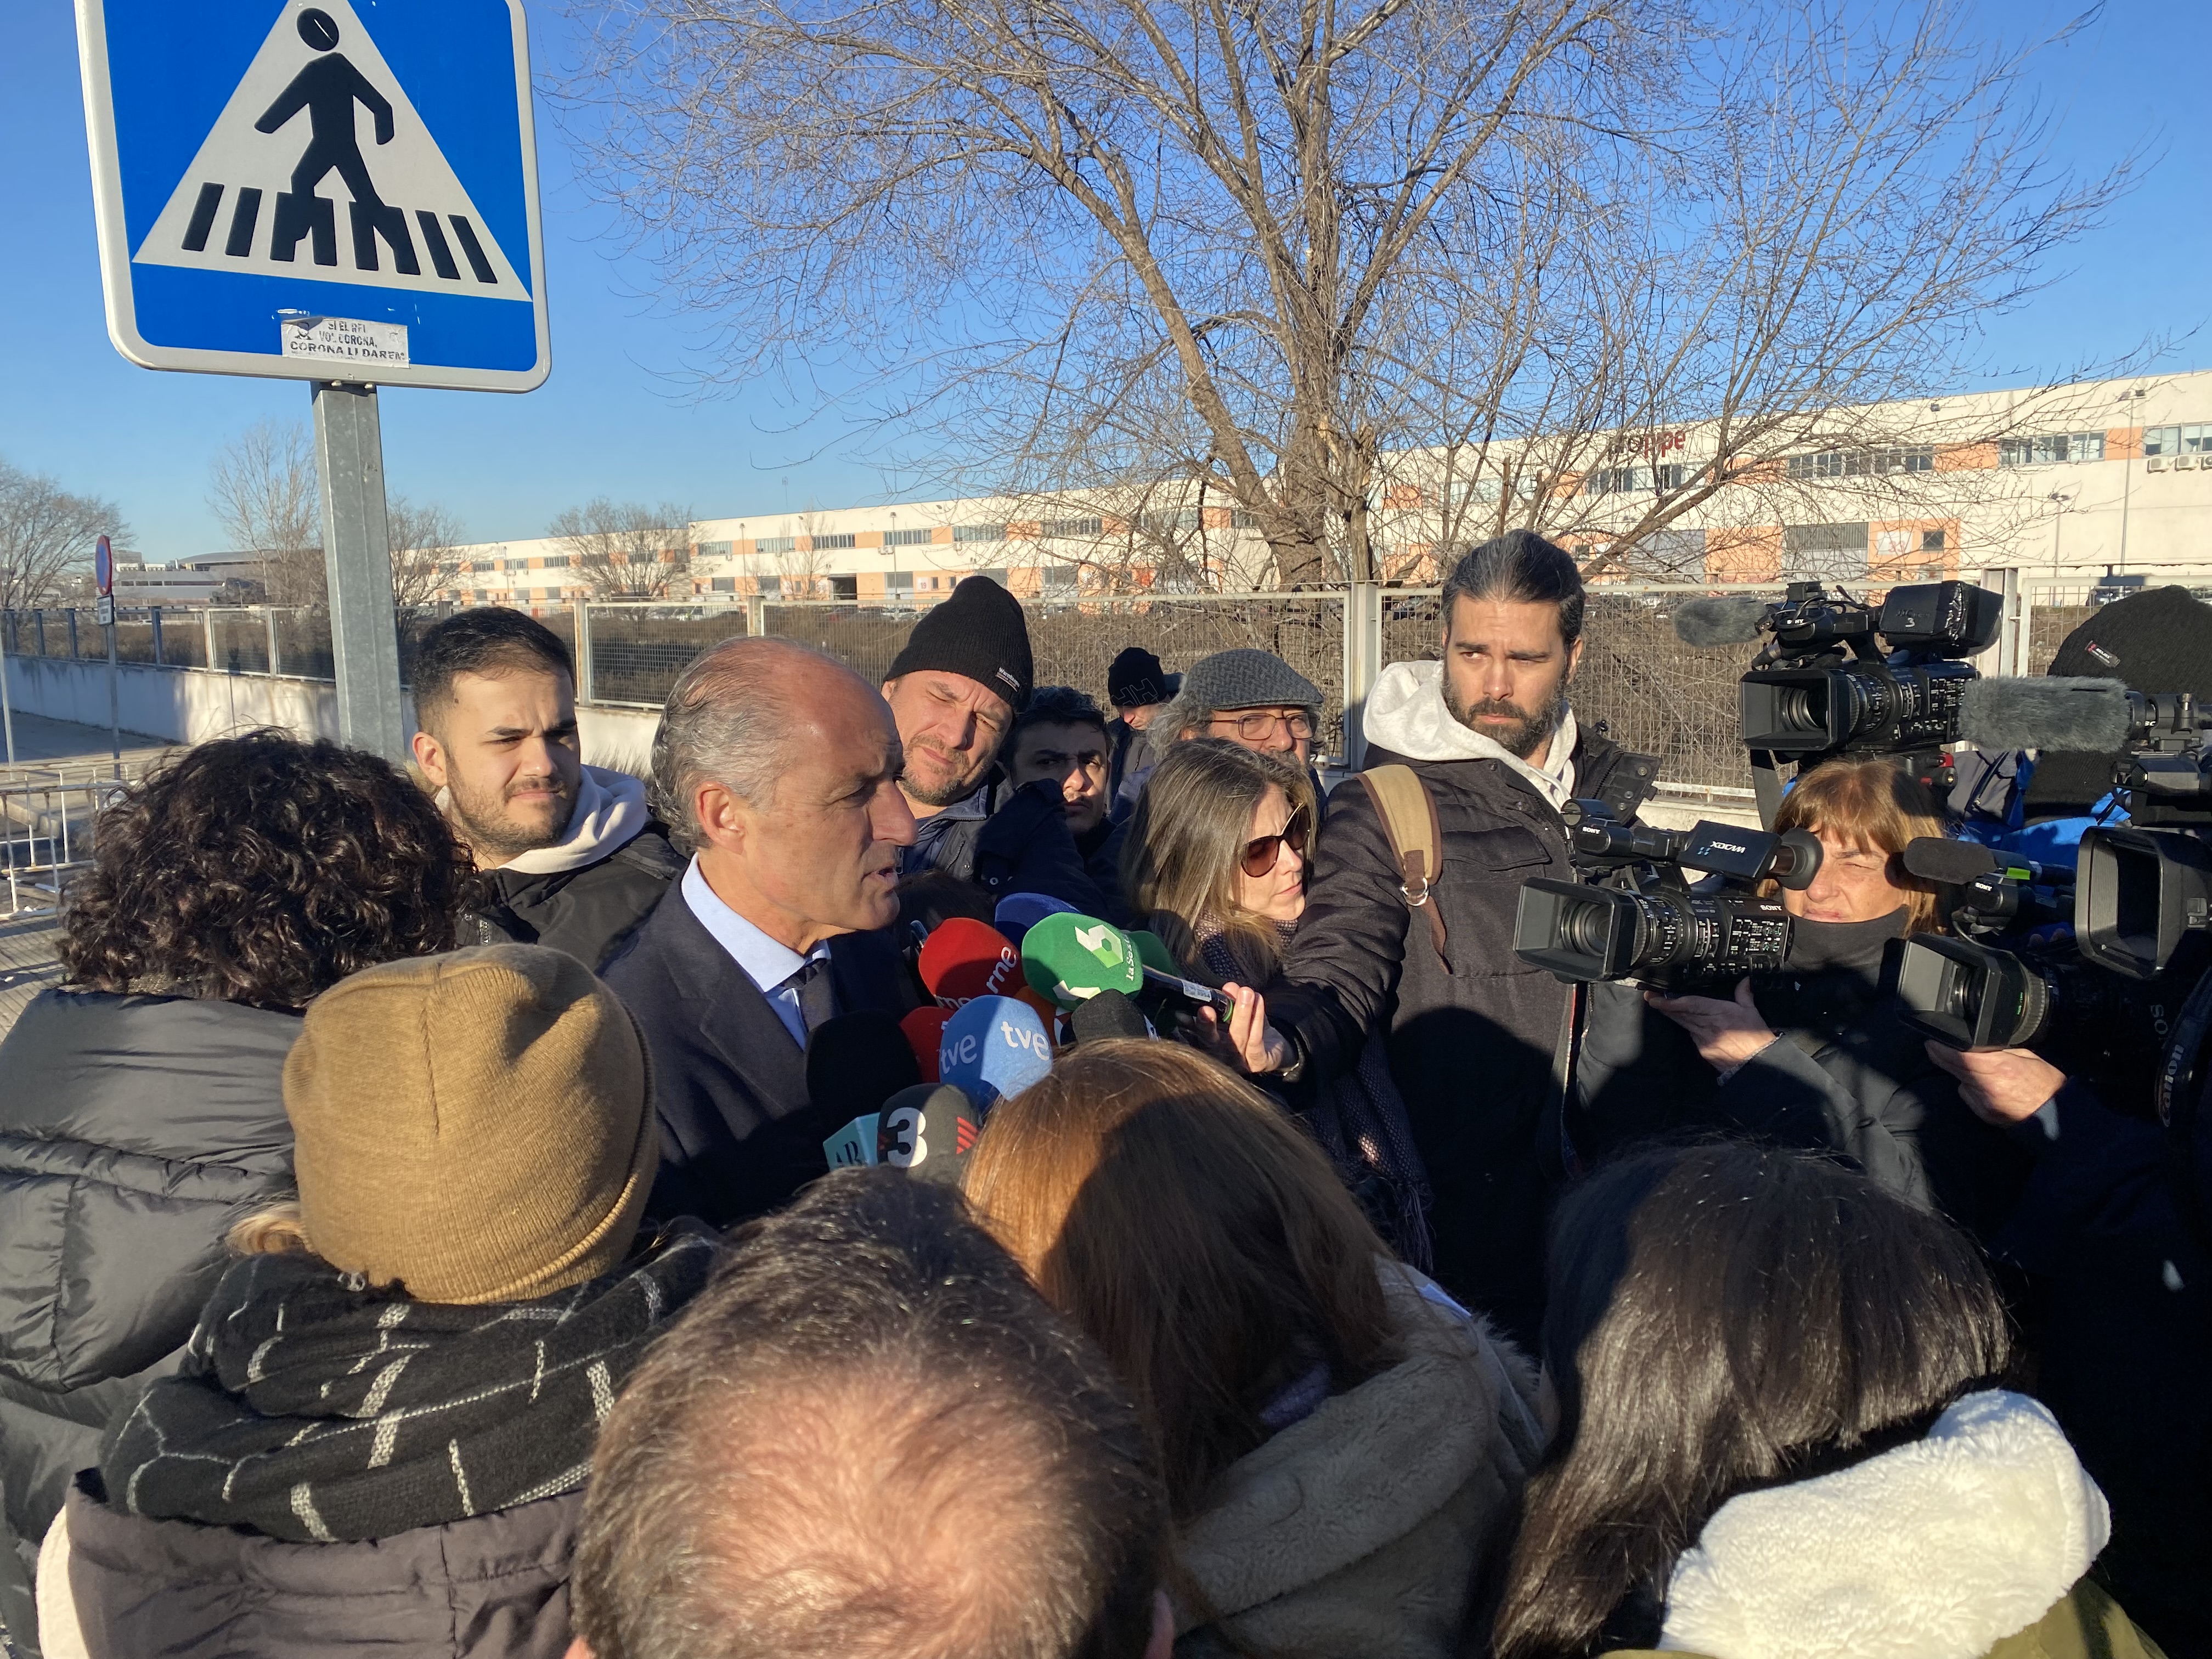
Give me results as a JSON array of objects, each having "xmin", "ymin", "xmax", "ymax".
[{"xmin": 1358, "ymin": 765, "xmax": 1449, "ymax": 966}]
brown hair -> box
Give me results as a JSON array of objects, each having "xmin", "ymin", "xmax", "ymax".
[
  {"xmin": 1492, "ymin": 1141, "xmax": 2013, "ymax": 1659},
  {"xmin": 1767, "ymin": 758, "xmax": 1949, "ymax": 932},
  {"xmin": 964, "ymin": 1041, "xmax": 1397, "ymax": 1519},
  {"xmin": 1120, "ymin": 738, "xmax": 1316, "ymax": 985},
  {"xmin": 60, "ymin": 731, "xmax": 473, "ymax": 1009}
]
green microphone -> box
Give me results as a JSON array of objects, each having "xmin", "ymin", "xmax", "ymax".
[{"xmin": 1020, "ymin": 911, "xmax": 1144, "ymax": 1009}]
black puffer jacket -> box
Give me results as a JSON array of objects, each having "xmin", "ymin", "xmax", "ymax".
[
  {"xmin": 0, "ymin": 990, "xmax": 297, "ymax": 1615},
  {"xmin": 1268, "ymin": 723, "xmax": 1654, "ymax": 1341},
  {"xmin": 471, "ymin": 823, "xmax": 682, "ymax": 970}
]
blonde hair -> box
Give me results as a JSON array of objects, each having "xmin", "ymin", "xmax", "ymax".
[
  {"xmin": 227, "ymin": 1201, "xmax": 314, "ymax": 1257},
  {"xmin": 964, "ymin": 1040, "xmax": 1396, "ymax": 1518},
  {"xmin": 1770, "ymin": 758, "xmax": 1949, "ymax": 933},
  {"xmin": 1120, "ymin": 738, "xmax": 1316, "ymax": 984}
]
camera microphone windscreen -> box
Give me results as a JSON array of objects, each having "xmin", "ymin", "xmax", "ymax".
[
  {"xmin": 1021, "ymin": 911, "xmax": 1146, "ymax": 1009},
  {"xmin": 1672, "ymin": 596, "xmax": 1773, "ymax": 648},
  {"xmin": 1956, "ymin": 676, "xmax": 2131, "ymax": 754},
  {"xmin": 939, "ymin": 995, "xmax": 1054, "ymax": 1109},
  {"xmin": 805, "ymin": 1010, "xmax": 925, "ymax": 1120},
  {"xmin": 1900, "ymin": 837, "xmax": 2000, "ymax": 887},
  {"xmin": 899, "ymin": 1005, "xmax": 952, "ymax": 1082},
  {"xmin": 1069, "ymin": 988, "xmax": 1154, "ymax": 1043},
  {"xmin": 918, "ymin": 917, "xmax": 1026, "ymax": 1008},
  {"xmin": 994, "ymin": 890, "xmax": 1077, "ymax": 945}
]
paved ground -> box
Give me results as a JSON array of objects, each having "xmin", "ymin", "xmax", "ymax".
[
  {"xmin": 0, "ymin": 709, "xmax": 171, "ymax": 775},
  {"xmin": 0, "ymin": 917, "xmax": 61, "ymax": 1042}
]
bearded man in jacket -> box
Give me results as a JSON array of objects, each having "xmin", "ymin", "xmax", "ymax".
[
  {"xmin": 411, "ymin": 608, "xmax": 680, "ymax": 970},
  {"xmin": 1262, "ymin": 531, "xmax": 1655, "ymax": 1342}
]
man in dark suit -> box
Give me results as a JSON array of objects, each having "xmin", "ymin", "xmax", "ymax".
[{"xmin": 606, "ymin": 637, "xmax": 919, "ymax": 1226}]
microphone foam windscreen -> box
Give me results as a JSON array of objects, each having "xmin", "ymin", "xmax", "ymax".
[
  {"xmin": 1125, "ymin": 928, "xmax": 1182, "ymax": 977},
  {"xmin": 994, "ymin": 891, "xmax": 1077, "ymax": 945},
  {"xmin": 939, "ymin": 996, "xmax": 1055, "ymax": 1109},
  {"xmin": 1020, "ymin": 912, "xmax": 1146, "ymax": 1008},
  {"xmin": 1957, "ymin": 676, "xmax": 2131, "ymax": 754},
  {"xmin": 805, "ymin": 1010, "xmax": 924, "ymax": 1119},
  {"xmin": 899, "ymin": 1006, "xmax": 952, "ymax": 1082},
  {"xmin": 1900, "ymin": 836, "xmax": 1999, "ymax": 886},
  {"xmin": 1672, "ymin": 595, "xmax": 1773, "ymax": 648},
  {"xmin": 875, "ymin": 1082, "xmax": 981, "ymax": 1186},
  {"xmin": 1069, "ymin": 988, "xmax": 1153, "ymax": 1044},
  {"xmin": 918, "ymin": 917, "xmax": 1026, "ymax": 1007}
]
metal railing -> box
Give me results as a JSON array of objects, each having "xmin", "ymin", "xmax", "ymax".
[{"xmin": 1, "ymin": 763, "xmax": 131, "ymax": 919}]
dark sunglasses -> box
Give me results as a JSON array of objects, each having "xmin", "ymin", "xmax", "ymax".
[{"xmin": 1240, "ymin": 804, "xmax": 1312, "ymax": 879}]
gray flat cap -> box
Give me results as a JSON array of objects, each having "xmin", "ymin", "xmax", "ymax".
[{"xmin": 1181, "ymin": 648, "xmax": 1322, "ymax": 712}]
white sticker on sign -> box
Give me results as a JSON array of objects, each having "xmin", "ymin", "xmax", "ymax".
[{"xmin": 279, "ymin": 314, "xmax": 409, "ymax": 366}]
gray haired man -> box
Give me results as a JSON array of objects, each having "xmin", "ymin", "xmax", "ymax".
[
  {"xmin": 1163, "ymin": 648, "xmax": 1324, "ymax": 766},
  {"xmin": 604, "ymin": 637, "xmax": 919, "ymax": 1228}
]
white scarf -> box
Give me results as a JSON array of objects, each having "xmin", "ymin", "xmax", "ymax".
[
  {"xmin": 1361, "ymin": 659, "xmax": 1579, "ymax": 809},
  {"xmin": 441, "ymin": 764, "xmax": 650, "ymax": 876}
]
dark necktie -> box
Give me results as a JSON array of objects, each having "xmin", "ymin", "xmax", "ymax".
[{"xmin": 788, "ymin": 955, "xmax": 837, "ymax": 1039}]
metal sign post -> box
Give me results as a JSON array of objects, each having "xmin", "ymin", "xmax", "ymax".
[
  {"xmin": 76, "ymin": 0, "xmax": 551, "ymax": 756},
  {"xmin": 95, "ymin": 533, "xmax": 121, "ymax": 774},
  {"xmin": 313, "ymin": 382, "xmax": 407, "ymax": 759}
]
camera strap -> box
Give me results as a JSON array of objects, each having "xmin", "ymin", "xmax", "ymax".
[{"xmin": 1358, "ymin": 765, "xmax": 1451, "ymax": 969}]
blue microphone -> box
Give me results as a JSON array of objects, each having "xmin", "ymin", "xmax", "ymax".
[
  {"xmin": 939, "ymin": 995, "xmax": 1054, "ymax": 1110},
  {"xmin": 994, "ymin": 890, "xmax": 1077, "ymax": 945}
]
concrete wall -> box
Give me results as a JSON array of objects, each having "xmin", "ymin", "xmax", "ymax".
[{"xmin": 2, "ymin": 655, "xmax": 661, "ymax": 775}]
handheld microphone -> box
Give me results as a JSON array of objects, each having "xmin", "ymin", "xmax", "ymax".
[
  {"xmin": 918, "ymin": 917, "xmax": 1026, "ymax": 1009},
  {"xmin": 1672, "ymin": 596, "xmax": 1774, "ymax": 648},
  {"xmin": 938, "ymin": 995, "xmax": 1055, "ymax": 1109},
  {"xmin": 874, "ymin": 1082, "xmax": 982, "ymax": 1186},
  {"xmin": 899, "ymin": 1005, "xmax": 952, "ymax": 1082},
  {"xmin": 1069, "ymin": 988, "xmax": 1154, "ymax": 1043},
  {"xmin": 1020, "ymin": 911, "xmax": 1145, "ymax": 1008},
  {"xmin": 810, "ymin": 1010, "xmax": 926, "ymax": 1174},
  {"xmin": 994, "ymin": 891, "xmax": 1077, "ymax": 945},
  {"xmin": 1955, "ymin": 677, "xmax": 2132, "ymax": 753},
  {"xmin": 1125, "ymin": 929, "xmax": 1183, "ymax": 976}
]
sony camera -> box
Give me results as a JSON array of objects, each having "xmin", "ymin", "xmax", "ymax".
[{"xmin": 1513, "ymin": 801, "xmax": 1821, "ymax": 992}]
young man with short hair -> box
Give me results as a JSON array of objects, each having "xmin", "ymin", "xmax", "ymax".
[
  {"xmin": 410, "ymin": 608, "xmax": 679, "ymax": 969},
  {"xmin": 1002, "ymin": 685, "xmax": 1126, "ymax": 914}
]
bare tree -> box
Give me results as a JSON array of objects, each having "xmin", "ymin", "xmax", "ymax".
[
  {"xmin": 208, "ymin": 420, "xmax": 324, "ymax": 604},
  {"xmin": 549, "ymin": 499, "xmax": 695, "ymax": 598},
  {"xmin": 387, "ymin": 497, "xmax": 465, "ymax": 609},
  {"xmin": 566, "ymin": 0, "xmax": 2124, "ymax": 586},
  {"xmin": 775, "ymin": 509, "xmax": 833, "ymax": 598},
  {"xmin": 0, "ymin": 458, "xmax": 127, "ymax": 611}
]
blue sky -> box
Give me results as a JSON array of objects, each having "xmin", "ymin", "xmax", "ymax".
[{"xmin": 2, "ymin": 1, "xmax": 2206, "ymax": 561}]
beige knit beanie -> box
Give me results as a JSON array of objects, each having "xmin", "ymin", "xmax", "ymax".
[{"xmin": 283, "ymin": 944, "xmax": 659, "ymax": 1306}]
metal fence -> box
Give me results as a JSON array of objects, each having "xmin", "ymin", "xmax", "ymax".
[{"xmin": 0, "ymin": 764, "xmax": 130, "ymax": 919}]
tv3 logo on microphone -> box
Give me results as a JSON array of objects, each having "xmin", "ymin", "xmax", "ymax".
[{"xmin": 940, "ymin": 1012, "xmax": 1053, "ymax": 1075}]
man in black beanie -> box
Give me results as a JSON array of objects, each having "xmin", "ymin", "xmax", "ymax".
[
  {"xmin": 883, "ymin": 575, "xmax": 1111, "ymax": 913},
  {"xmin": 1104, "ymin": 646, "xmax": 1179, "ymax": 818}
]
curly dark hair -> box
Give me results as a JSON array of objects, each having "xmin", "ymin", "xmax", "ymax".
[{"xmin": 60, "ymin": 730, "xmax": 474, "ymax": 1009}]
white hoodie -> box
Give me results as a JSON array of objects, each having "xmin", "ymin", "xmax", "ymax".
[
  {"xmin": 488, "ymin": 764, "xmax": 651, "ymax": 876},
  {"xmin": 1361, "ymin": 659, "xmax": 1579, "ymax": 810}
]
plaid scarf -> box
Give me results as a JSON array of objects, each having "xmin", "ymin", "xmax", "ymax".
[{"xmin": 99, "ymin": 1220, "xmax": 719, "ymax": 1543}]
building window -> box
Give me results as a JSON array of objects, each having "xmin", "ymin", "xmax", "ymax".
[
  {"xmin": 1786, "ymin": 445, "xmax": 1934, "ymax": 480},
  {"xmin": 829, "ymin": 575, "xmax": 858, "ymax": 601},
  {"xmin": 1043, "ymin": 563, "xmax": 1079, "ymax": 596},
  {"xmin": 884, "ymin": 570, "xmax": 914, "ymax": 590},
  {"xmin": 2000, "ymin": 432, "xmax": 2106, "ymax": 466},
  {"xmin": 710, "ymin": 576, "xmax": 736, "ymax": 592},
  {"xmin": 973, "ymin": 568, "xmax": 1009, "ymax": 586},
  {"xmin": 2142, "ymin": 425, "xmax": 2209, "ymax": 458},
  {"xmin": 883, "ymin": 528, "xmax": 933, "ymax": 546},
  {"xmin": 695, "ymin": 540, "xmax": 734, "ymax": 558},
  {"xmin": 1230, "ymin": 509, "xmax": 1258, "ymax": 528},
  {"xmin": 1041, "ymin": 517, "xmax": 1103, "ymax": 539},
  {"xmin": 754, "ymin": 535, "xmax": 795, "ymax": 555},
  {"xmin": 953, "ymin": 524, "xmax": 1006, "ymax": 544},
  {"xmin": 1922, "ymin": 530, "xmax": 1946, "ymax": 552},
  {"xmin": 812, "ymin": 533, "xmax": 857, "ymax": 551}
]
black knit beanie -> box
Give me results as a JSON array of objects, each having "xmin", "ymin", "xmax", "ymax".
[
  {"xmin": 1107, "ymin": 646, "xmax": 1176, "ymax": 709},
  {"xmin": 887, "ymin": 575, "xmax": 1034, "ymax": 710},
  {"xmin": 2023, "ymin": 585, "xmax": 2212, "ymax": 821}
]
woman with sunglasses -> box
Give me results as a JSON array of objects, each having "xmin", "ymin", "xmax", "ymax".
[{"xmin": 1124, "ymin": 740, "xmax": 1434, "ymax": 1263}]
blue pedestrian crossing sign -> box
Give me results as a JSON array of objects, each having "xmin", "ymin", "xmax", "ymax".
[{"xmin": 76, "ymin": 0, "xmax": 550, "ymax": 391}]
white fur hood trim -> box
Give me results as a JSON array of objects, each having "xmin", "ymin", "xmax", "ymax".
[
  {"xmin": 1659, "ymin": 1391, "xmax": 2109, "ymax": 1659},
  {"xmin": 1361, "ymin": 660, "xmax": 1578, "ymax": 808},
  {"xmin": 498, "ymin": 765, "xmax": 650, "ymax": 876}
]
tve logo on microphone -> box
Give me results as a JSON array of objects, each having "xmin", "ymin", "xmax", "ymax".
[{"xmin": 939, "ymin": 995, "xmax": 1053, "ymax": 1109}]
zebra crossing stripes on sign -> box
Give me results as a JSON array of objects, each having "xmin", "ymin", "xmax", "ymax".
[{"xmin": 76, "ymin": 0, "xmax": 549, "ymax": 391}]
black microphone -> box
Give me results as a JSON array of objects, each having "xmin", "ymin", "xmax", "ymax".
[
  {"xmin": 1672, "ymin": 596, "xmax": 1773, "ymax": 648},
  {"xmin": 806, "ymin": 1011, "xmax": 924, "ymax": 1119},
  {"xmin": 1955, "ymin": 677, "xmax": 2132, "ymax": 753},
  {"xmin": 1901, "ymin": 837, "xmax": 2073, "ymax": 888},
  {"xmin": 1069, "ymin": 988, "xmax": 1153, "ymax": 1043},
  {"xmin": 874, "ymin": 1082, "xmax": 981, "ymax": 1188}
]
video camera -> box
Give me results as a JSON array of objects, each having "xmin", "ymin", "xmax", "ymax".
[{"xmin": 1513, "ymin": 800, "xmax": 1820, "ymax": 992}]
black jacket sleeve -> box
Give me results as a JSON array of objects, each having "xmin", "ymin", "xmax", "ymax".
[
  {"xmin": 1270, "ymin": 776, "xmax": 1410, "ymax": 1082},
  {"xmin": 973, "ymin": 782, "xmax": 1114, "ymax": 916}
]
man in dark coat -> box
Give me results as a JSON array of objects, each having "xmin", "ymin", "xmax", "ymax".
[
  {"xmin": 1000, "ymin": 685, "xmax": 1131, "ymax": 921},
  {"xmin": 1261, "ymin": 532, "xmax": 1656, "ymax": 1341},
  {"xmin": 411, "ymin": 608, "xmax": 679, "ymax": 970},
  {"xmin": 883, "ymin": 575, "xmax": 1109, "ymax": 912},
  {"xmin": 606, "ymin": 638, "xmax": 919, "ymax": 1227},
  {"xmin": 1104, "ymin": 645, "xmax": 1178, "ymax": 817}
]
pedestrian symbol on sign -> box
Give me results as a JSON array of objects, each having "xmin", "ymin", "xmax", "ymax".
[{"xmin": 137, "ymin": 0, "xmax": 529, "ymax": 301}]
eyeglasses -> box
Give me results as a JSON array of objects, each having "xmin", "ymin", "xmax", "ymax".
[
  {"xmin": 1240, "ymin": 804, "xmax": 1312, "ymax": 878},
  {"xmin": 1211, "ymin": 710, "xmax": 1314, "ymax": 742}
]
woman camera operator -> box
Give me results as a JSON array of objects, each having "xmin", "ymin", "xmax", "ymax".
[{"xmin": 1575, "ymin": 758, "xmax": 2030, "ymax": 1242}]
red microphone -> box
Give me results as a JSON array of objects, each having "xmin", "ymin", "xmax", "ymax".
[
  {"xmin": 918, "ymin": 918, "xmax": 1025, "ymax": 1010},
  {"xmin": 899, "ymin": 1006, "xmax": 951, "ymax": 1082}
]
